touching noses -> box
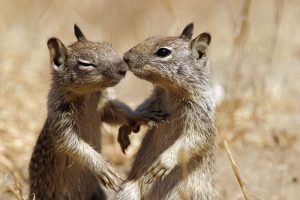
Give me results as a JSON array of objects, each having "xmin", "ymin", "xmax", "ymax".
[
  {"xmin": 123, "ymin": 52, "xmax": 130, "ymax": 64},
  {"xmin": 117, "ymin": 61, "xmax": 128, "ymax": 76}
]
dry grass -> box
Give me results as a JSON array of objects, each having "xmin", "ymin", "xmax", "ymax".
[
  {"xmin": 6, "ymin": 171, "xmax": 25, "ymax": 200},
  {"xmin": 0, "ymin": 0, "xmax": 299, "ymax": 199},
  {"xmin": 224, "ymin": 140, "xmax": 249, "ymax": 200}
]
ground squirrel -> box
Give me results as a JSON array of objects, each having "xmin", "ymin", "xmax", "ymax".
[
  {"xmin": 117, "ymin": 23, "xmax": 217, "ymax": 199},
  {"xmin": 29, "ymin": 25, "xmax": 167, "ymax": 200}
]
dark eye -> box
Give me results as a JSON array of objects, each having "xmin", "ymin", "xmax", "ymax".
[
  {"xmin": 78, "ymin": 59, "xmax": 95, "ymax": 67},
  {"xmin": 155, "ymin": 48, "xmax": 171, "ymax": 57}
]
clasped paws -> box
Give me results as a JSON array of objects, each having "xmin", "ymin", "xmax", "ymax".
[{"xmin": 118, "ymin": 110, "xmax": 170, "ymax": 154}]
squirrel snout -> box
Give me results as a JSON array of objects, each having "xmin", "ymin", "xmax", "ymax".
[
  {"xmin": 123, "ymin": 51, "xmax": 135, "ymax": 64},
  {"xmin": 123, "ymin": 54, "xmax": 130, "ymax": 64},
  {"xmin": 117, "ymin": 62, "xmax": 128, "ymax": 76},
  {"xmin": 118, "ymin": 69, "xmax": 127, "ymax": 76}
]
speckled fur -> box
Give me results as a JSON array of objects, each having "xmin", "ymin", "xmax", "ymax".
[
  {"xmin": 117, "ymin": 23, "xmax": 217, "ymax": 200},
  {"xmin": 29, "ymin": 25, "xmax": 133, "ymax": 200}
]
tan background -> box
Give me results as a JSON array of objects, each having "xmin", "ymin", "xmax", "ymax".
[{"xmin": 0, "ymin": 0, "xmax": 299, "ymax": 199}]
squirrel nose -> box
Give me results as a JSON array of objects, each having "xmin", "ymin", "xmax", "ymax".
[
  {"xmin": 117, "ymin": 62, "xmax": 128, "ymax": 76},
  {"xmin": 124, "ymin": 58, "xmax": 130, "ymax": 64},
  {"xmin": 123, "ymin": 53, "xmax": 130, "ymax": 64},
  {"xmin": 118, "ymin": 69, "xmax": 127, "ymax": 76}
]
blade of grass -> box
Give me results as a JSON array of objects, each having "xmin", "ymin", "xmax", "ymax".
[{"xmin": 224, "ymin": 140, "xmax": 249, "ymax": 200}]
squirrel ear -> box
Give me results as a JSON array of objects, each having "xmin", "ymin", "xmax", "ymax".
[
  {"xmin": 191, "ymin": 32, "xmax": 211, "ymax": 59},
  {"xmin": 74, "ymin": 24, "xmax": 86, "ymax": 41},
  {"xmin": 180, "ymin": 23, "xmax": 194, "ymax": 40},
  {"xmin": 47, "ymin": 37, "xmax": 67, "ymax": 71}
]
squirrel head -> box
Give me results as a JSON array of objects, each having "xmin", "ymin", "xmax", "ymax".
[
  {"xmin": 123, "ymin": 23, "xmax": 211, "ymax": 94},
  {"xmin": 47, "ymin": 24, "xmax": 127, "ymax": 94}
]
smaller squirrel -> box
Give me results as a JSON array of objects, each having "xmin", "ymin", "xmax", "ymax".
[{"xmin": 29, "ymin": 25, "xmax": 168, "ymax": 200}]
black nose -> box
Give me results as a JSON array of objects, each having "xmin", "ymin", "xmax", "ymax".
[
  {"xmin": 123, "ymin": 57, "xmax": 130, "ymax": 64},
  {"xmin": 123, "ymin": 54, "xmax": 130, "ymax": 64},
  {"xmin": 118, "ymin": 69, "xmax": 127, "ymax": 76}
]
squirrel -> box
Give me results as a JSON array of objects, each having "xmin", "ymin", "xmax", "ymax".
[
  {"xmin": 29, "ymin": 25, "xmax": 167, "ymax": 200},
  {"xmin": 116, "ymin": 23, "xmax": 217, "ymax": 199}
]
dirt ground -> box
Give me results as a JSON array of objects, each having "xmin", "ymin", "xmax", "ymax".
[{"xmin": 0, "ymin": 0, "xmax": 299, "ymax": 199}]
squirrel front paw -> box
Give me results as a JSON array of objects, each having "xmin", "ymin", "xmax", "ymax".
[
  {"xmin": 144, "ymin": 152, "xmax": 177, "ymax": 184},
  {"xmin": 138, "ymin": 110, "xmax": 170, "ymax": 125},
  {"xmin": 117, "ymin": 125, "xmax": 132, "ymax": 154},
  {"xmin": 119, "ymin": 110, "xmax": 170, "ymax": 154},
  {"xmin": 127, "ymin": 110, "xmax": 170, "ymax": 130},
  {"xmin": 97, "ymin": 163, "xmax": 124, "ymax": 192}
]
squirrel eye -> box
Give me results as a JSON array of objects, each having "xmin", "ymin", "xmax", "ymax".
[
  {"xmin": 155, "ymin": 48, "xmax": 171, "ymax": 57},
  {"xmin": 78, "ymin": 59, "xmax": 95, "ymax": 67}
]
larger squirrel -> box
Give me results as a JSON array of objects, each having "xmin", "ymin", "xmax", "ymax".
[{"xmin": 117, "ymin": 23, "xmax": 217, "ymax": 200}]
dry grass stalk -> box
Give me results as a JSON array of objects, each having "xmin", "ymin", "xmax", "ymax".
[
  {"xmin": 224, "ymin": 140, "xmax": 249, "ymax": 200},
  {"xmin": 6, "ymin": 171, "xmax": 24, "ymax": 200},
  {"xmin": 268, "ymin": 0, "xmax": 283, "ymax": 65},
  {"xmin": 230, "ymin": 0, "xmax": 251, "ymax": 95}
]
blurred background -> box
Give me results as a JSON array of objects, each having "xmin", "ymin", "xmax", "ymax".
[{"xmin": 0, "ymin": 0, "xmax": 299, "ymax": 199}]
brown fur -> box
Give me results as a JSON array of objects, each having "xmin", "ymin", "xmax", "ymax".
[
  {"xmin": 117, "ymin": 23, "xmax": 217, "ymax": 199},
  {"xmin": 29, "ymin": 25, "xmax": 165, "ymax": 200}
]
